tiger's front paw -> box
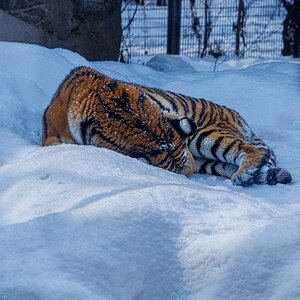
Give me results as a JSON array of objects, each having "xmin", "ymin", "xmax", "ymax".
[
  {"xmin": 231, "ymin": 148, "xmax": 270, "ymax": 186},
  {"xmin": 231, "ymin": 171, "xmax": 257, "ymax": 187}
]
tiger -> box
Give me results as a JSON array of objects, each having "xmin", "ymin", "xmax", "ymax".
[{"xmin": 42, "ymin": 66, "xmax": 292, "ymax": 186}]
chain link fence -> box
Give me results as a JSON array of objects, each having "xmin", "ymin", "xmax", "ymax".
[{"xmin": 121, "ymin": 0, "xmax": 293, "ymax": 61}]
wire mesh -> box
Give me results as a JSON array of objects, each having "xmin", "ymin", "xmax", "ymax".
[
  {"xmin": 121, "ymin": 1, "xmax": 168, "ymax": 59},
  {"xmin": 121, "ymin": 0, "xmax": 288, "ymax": 60}
]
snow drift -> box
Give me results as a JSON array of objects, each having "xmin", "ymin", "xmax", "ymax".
[{"xmin": 0, "ymin": 42, "xmax": 300, "ymax": 300}]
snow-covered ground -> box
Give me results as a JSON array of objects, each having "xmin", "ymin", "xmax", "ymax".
[{"xmin": 0, "ymin": 42, "xmax": 299, "ymax": 300}]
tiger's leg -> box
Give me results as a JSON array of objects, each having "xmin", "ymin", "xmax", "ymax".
[
  {"xmin": 190, "ymin": 133, "xmax": 272, "ymax": 186},
  {"xmin": 194, "ymin": 158, "xmax": 238, "ymax": 179},
  {"xmin": 192, "ymin": 134, "xmax": 291, "ymax": 185},
  {"xmin": 193, "ymin": 157, "xmax": 292, "ymax": 186},
  {"xmin": 250, "ymin": 134, "xmax": 276, "ymax": 166},
  {"xmin": 194, "ymin": 158, "xmax": 292, "ymax": 185},
  {"xmin": 250, "ymin": 134, "xmax": 292, "ymax": 185}
]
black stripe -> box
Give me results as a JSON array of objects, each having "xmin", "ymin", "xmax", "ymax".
[
  {"xmin": 236, "ymin": 114, "xmax": 245, "ymax": 128},
  {"xmin": 179, "ymin": 94, "xmax": 190, "ymax": 113},
  {"xmin": 140, "ymin": 94, "xmax": 171, "ymax": 141},
  {"xmin": 101, "ymin": 101, "xmax": 124, "ymax": 122},
  {"xmin": 196, "ymin": 129, "xmax": 216, "ymax": 152},
  {"xmin": 100, "ymin": 99, "xmax": 140, "ymax": 134},
  {"xmin": 211, "ymin": 161, "xmax": 220, "ymax": 175},
  {"xmin": 234, "ymin": 142, "xmax": 243, "ymax": 163},
  {"xmin": 197, "ymin": 100, "xmax": 207, "ymax": 125},
  {"xmin": 111, "ymin": 90, "xmax": 131, "ymax": 113},
  {"xmin": 42, "ymin": 106, "xmax": 49, "ymax": 140},
  {"xmin": 102, "ymin": 98, "xmax": 168, "ymax": 146},
  {"xmin": 198, "ymin": 112, "xmax": 209, "ymax": 129},
  {"xmin": 173, "ymin": 145, "xmax": 186, "ymax": 163},
  {"xmin": 199, "ymin": 103, "xmax": 214, "ymax": 130},
  {"xmin": 154, "ymin": 89, "xmax": 179, "ymax": 113},
  {"xmin": 159, "ymin": 151, "xmax": 172, "ymax": 167},
  {"xmin": 172, "ymin": 92, "xmax": 189, "ymax": 113},
  {"xmin": 105, "ymin": 80, "xmax": 118, "ymax": 92},
  {"xmin": 168, "ymin": 159, "xmax": 177, "ymax": 173},
  {"xmin": 91, "ymin": 126, "xmax": 128, "ymax": 152},
  {"xmin": 82, "ymin": 117, "xmax": 106, "ymax": 145},
  {"xmin": 161, "ymin": 154, "xmax": 173, "ymax": 170},
  {"xmin": 208, "ymin": 103, "xmax": 215, "ymax": 125},
  {"xmin": 190, "ymin": 99, "xmax": 197, "ymax": 120},
  {"xmin": 222, "ymin": 140, "xmax": 237, "ymax": 160},
  {"xmin": 229, "ymin": 110, "xmax": 237, "ymax": 123},
  {"xmin": 199, "ymin": 160, "xmax": 211, "ymax": 174},
  {"xmin": 211, "ymin": 136, "xmax": 224, "ymax": 160},
  {"xmin": 210, "ymin": 102, "xmax": 217, "ymax": 109},
  {"xmin": 219, "ymin": 106, "xmax": 225, "ymax": 121},
  {"xmin": 145, "ymin": 92, "xmax": 171, "ymax": 113},
  {"xmin": 80, "ymin": 120, "xmax": 89, "ymax": 145},
  {"xmin": 86, "ymin": 119, "xmax": 102, "ymax": 144},
  {"xmin": 270, "ymin": 157, "xmax": 276, "ymax": 166},
  {"xmin": 210, "ymin": 106, "xmax": 218, "ymax": 125}
]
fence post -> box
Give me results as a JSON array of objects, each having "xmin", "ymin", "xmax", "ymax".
[
  {"xmin": 282, "ymin": 0, "xmax": 299, "ymax": 57},
  {"xmin": 167, "ymin": 0, "xmax": 182, "ymax": 54},
  {"xmin": 235, "ymin": 0, "xmax": 245, "ymax": 57},
  {"xmin": 295, "ymin": 0, "xmax": 300, "ymax": 57},
  {"xmin": 201, "ymin": 0, "xmax": 212, "ymax": 57}
]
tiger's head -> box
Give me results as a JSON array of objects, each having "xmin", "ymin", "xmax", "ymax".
[{"xmin": 104, "ymin": 85, "xmax": 197, "ymax": 176}]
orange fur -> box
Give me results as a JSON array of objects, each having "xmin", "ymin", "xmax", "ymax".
[{"xmin": 43, "ymin": 67, "xmax": 195, "ymax": 176}]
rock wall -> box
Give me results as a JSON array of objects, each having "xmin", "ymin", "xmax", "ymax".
[{"xmin": 0, "ymin": 0, "xmax": 122, "ymax": 61}]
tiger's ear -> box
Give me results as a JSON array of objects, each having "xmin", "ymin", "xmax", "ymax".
[{"xmin": 169, "ymin": 117, "xmax": 197, "ymax": 138}]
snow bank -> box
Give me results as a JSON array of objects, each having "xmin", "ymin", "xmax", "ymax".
[{"xmin": 0, "ymin": 42, "xmax": 300, "ymax": 299}]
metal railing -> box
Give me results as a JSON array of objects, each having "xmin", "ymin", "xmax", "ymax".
[{"xmin": 121, "ymin": 0, "xmax": 294, "ymax": 62}]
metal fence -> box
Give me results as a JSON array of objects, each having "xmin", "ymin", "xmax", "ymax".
[
  {"xmin": 121, "ymin": 1, "xmax": 168, "ymax": 61},
  {"xmin": 121, "ymin": 0, "xmax": 289, "ymax": 61}
]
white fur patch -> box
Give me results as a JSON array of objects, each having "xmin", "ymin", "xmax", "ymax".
[
  {"xmin": 189, "ymin": 138, "xmax": 202, "ymax": 158},
  {"xmin": 179, "ymin": 118, "xmax": 192, "ymax": 135},
  {"xmin": 68, "ymin": 111, "xmax": 83, "ymax": 144}
]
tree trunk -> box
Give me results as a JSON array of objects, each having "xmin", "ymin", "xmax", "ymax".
[
  {"xmin": 281, "ymin": 0, "xmax": 299, "ymax": 57},
  {"xmin": 294, "ymin": 0, "xmax": 300, "ymax": 57}
]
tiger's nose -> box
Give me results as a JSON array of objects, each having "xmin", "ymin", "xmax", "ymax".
[{"xmin": 181, "ymin": 150, "xmax": 195, "ymax": 176}]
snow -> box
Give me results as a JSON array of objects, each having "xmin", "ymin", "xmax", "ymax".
[{"xmin": 0, "ymin": 41, "xmax": 300, "ymax": 299}]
